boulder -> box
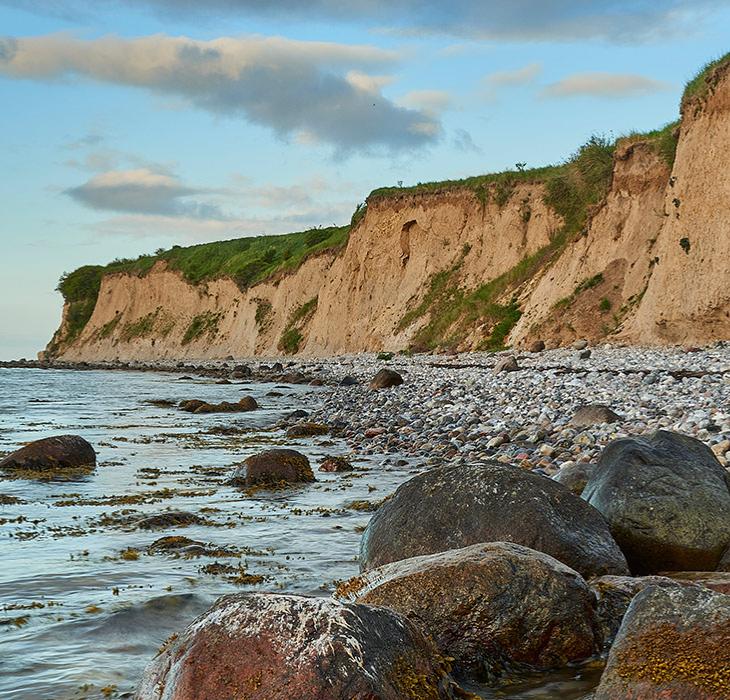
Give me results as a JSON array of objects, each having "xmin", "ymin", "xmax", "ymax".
[
  {"xmin": 191, "ymin": 397, "xmax": 259, "ymax": 414},
  {"xmin": 340, "ymin": 375, "xmax": 359, "ymax": 386},
  {"xmin": 589, "ymin": 574, "xmax": 692, "ymax": 647},
  {"xmin": 135, "ymin": 592, "xmax": 465, "ymax": 700},
  {"xmin": 570, "ymin": 405, "xmax": 621, "ymax": 427},
  {"xmin": 0, "ymin": 435, "xmax": 96, "ymax": 476},
  {"xmin": 553, "ymin": 461, "xmax": 597, "ymax": 495},
  {"xmin": 594, "ymin": 586, "xmax": 730, "ymax": 699},
  {"xmin": 529, "ymin": 340, "xmax": 546, "ymax": 353},
  {"xmin": 231, "ymin": 449, "xmax": 315, "ymax": 488},
  {"xmin": 232, "ymin": 364, "xmax": 252, "ymax": 378},
  {"xmin": 179, "ymin": 399, "xmax": 206, "ymax": 413},
  {"xmin": 572, "ymin": 339, "xmax": 589, "ymax": 350},
  {"xmin": 360, "ymin": 463, "xmax": 628, "ymax": 579},
  {"xmin": 582, "ymin": 431, "xmax": 730, "ymax": 573},
  {"xmin": 657, "ymin": 571, "xmax": 730, "ymax": 595},
  {"xmin": 369, "ymin": 369, "xmax": 404, "ymax": 390},
  {"xmin": 319, "ymin": 456, "xmax": 354, "ymax": 473},
  {"xmin": 136, "ymin": 511, "xmax": 205, "ymax": 530},
  {"xmin": 337, "ymin": 542, "xmax": 599, "ymax": 681},
  {"xmin": 285, "ymin": 422, "xmax": 330, "ymax": 438},
  {"xmin": 493, "ymin": 355, "xmax": 519, "ymax": 373}
]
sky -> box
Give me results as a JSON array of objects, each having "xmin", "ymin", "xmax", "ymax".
[{"xmin": 1, "ymin": 1, "xmax": 730, "ymax": 360}]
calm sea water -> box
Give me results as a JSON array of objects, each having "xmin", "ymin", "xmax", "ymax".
[{"xmin": 0, "ymin": 368, "xmax": 599, "ymax": 700}]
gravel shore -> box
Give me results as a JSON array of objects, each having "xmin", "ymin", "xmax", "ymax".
[{"xmin": 308, "ymin": 344, "xmax": 730, "ymax": 474}]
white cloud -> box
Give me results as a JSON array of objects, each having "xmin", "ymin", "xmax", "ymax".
[
  {"xmin": 542, "ymin": 72, "xmax": 671, "ymax": 98},
  {"xmin": 0, "ymin": 33, "xmax": 441, "ymax": 153},
  {"xmin": 399, "ymin": 89, "xmax": 453, "ymax": 115}
]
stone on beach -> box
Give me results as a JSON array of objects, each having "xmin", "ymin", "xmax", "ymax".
[
  {"xmin": 552, "ymin": 460, "xmax": 597, "ymax": 495},
  {"xmin": 337, "ymin": 542, "xmax": 600, "ymax": 680},
  {"xmin": 570, "ymin": 405, "xmax": 621, "ymax": 427},
  {"xmin": 369, "ymin": 368, "xmax": 404, "ymax": 389},
  {"xmin": 134, "ymin": 592, "xmax": 465, "ymax": 700},
  {"xmin": 359, "ymin": 463, "xmax": 629, "ymax": 579},
  {"xmin": 493, "ymin": 355, "xmax": 519, "ymax": 373},
  {"xmin": 0, "ymin": 434, "xmax": 96, "ymax": 477},
  {"xmin": 593, "ymin": 585, "xmax": 730, "ymax": 699},
  {"xmin": 230, "ymin": 448, "xmax": 315, "ymax": 487},
  {"xmin": 285, "ymin": 422, "xmax": 330, "ymax": 437},
  {"xmin": 582, "ymin": 430, "xmax": 730, "ymax": 574}
]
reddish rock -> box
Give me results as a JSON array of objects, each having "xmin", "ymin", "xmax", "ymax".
[
  {"xmin": 135, "ymin": 592, "xmax": 466, "ymax": 700},
  {"xmin": 658, "ymin": 571, "xmax": 730, "ymax": 595},
  {"xmin": 589, "ymin": 574, "xmax": 695, "ymax": 647},
  {"xmin": 319, "ymin": 456, "xmax": 354, "ymax": 473},
  {"xmin": 594, "ymin": 586, "xmax": 730, "ymax": 699},
  {"xmin": 0, "ymin": 435, "xmax": 96, "ymax": 476},
  {"xmin": 364, "ymin": 427, "xmax": 387, "ymax": 438},
  {"xmin": 230, "ymin": 449, "xmax": 315, "ymax": 488},
  {"xmin": 337, "ymin": 542, "xmax": 600, "ymax": 680},
  {"xmin": 286, "ymin": 422, "xmax": 330, "ymax": 438}
]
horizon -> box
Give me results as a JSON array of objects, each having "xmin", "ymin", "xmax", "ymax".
[{"xmin": 2, "ymin": 1, "xmax": 730, "ymax": 359}]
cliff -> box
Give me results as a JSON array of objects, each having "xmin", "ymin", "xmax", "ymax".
[{"xmin": 45, "ymin": 54, "xmax": 730, "ymax": 361}]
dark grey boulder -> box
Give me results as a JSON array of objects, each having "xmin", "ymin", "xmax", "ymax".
[
  {"xmin": 493, "ymin": 355, "xmax": 519, "ymax": 373},
  {"xmin": 594, "ymin": 585, "xmax": 730, "ymax": 699},
  {"xmin": 582, "ymin": 430, "xmax": 730, "ymax": 574},
  {"xmin": 360, "ymin": 462, "xmax": 628, "ymax": 579}
]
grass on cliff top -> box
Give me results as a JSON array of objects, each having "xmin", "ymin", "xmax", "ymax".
[
  {"xmin": 682, "ymin": 51, "xmax": 730, "ymax": 109},
  {"xmin": 616, "ymin": 120, "xmax": 680, "ymax": 167}
]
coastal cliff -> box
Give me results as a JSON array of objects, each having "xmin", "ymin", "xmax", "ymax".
[{"xmin": 46, "ymin": 55, "xmax": 730, "ymax": 361}]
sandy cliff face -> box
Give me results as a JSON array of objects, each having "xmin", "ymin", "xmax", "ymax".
[
  {"xmin": 49, "ymin": 65, "xmax": 730, "ymax": 360},
  {"xmin": 622, "ymin": 64, "xmax": 730, "ymax": 344}
]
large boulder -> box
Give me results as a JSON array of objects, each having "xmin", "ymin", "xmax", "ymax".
[
  {"xmin": 582, "ymin": 431, "xmax": 730, "ymax": 574},
  {"xmin": 594, "ymin": 586, "xmax": 730, "ymax": 699},
  {"xmin": 360, "ymin": 463, "xmax": 628, "ymax": 578},
  {"xmin": 369, "ymin": 369, "xmax": 404, "ymax": 390},
  {"xmin": 135, "ymin": 592, "xmax": 465, "ymax": 700},
  {"xmin": 0, "ymin": 435, "xmax": 96, "ymax": 477},
  {"xmin": 588, "ymin": 574, "xmax": 693, "ymax": 647},
  {"xmin": 230, "ymin": 449, "xmax": 315, "ymax": 488},
  {"xmin": 337, "ymin": 542, "xmax": 600, "ymax": 681}
]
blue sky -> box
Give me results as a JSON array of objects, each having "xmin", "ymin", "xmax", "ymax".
[{"xmin": 1, "ymin": 0, "xmax": 729, "ymax": 359}]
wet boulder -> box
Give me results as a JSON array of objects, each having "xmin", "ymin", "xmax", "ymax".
[
  {"xmin": 192, "ymin": 397, "xmax": 259, "ymax": 414},
  {"xmin": 582, "ymin": 431, "xmax": 730, "ymax": 573},
  {"xmin": 285, "ymin": 422, "xmax": 330, "ymax": 438},
  {"xmin": 319, "ymin": 456, "xmax": 354, "ymax": 473},
  {"xmin": 231, "ymin": 449, "xmax": 315, "ymax": 488},
  {"xmin": 337, "ymin": 542, "xmax": 600, "ymax": 681},
  {"xmin": 136, "ymin": 511, "xmax": 205, "ymax": 530},
  {"xmin": 179, "ymin": 399, "xmax": 206, "ymax": 413},
  {"xmin": 360, "ymin": 463, "xmax": 628, "ymax": 579},
  {"xmin": 570, "ymin": 405, "xmax": 621, "ymax": 427},
  {"xmin": 0, "ymin": 435, "xmax": 96, "ymax": 477},
  {"xmin": 135, "ymin": 592, "xmax": 465, "ymax": 700},
  {"xmin": 594, "ymin": 586, "xmax": 730, "ymax": 699},
  {"xmin": 369, "ymin": 369, "xmax": 404, "ymax": 390},
  {"xmin": 589, "ymin": 574, "xmax": 692, "ymax": 647}
]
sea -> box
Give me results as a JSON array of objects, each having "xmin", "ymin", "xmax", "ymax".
[{"xmin": 0, "ymin": 368, "xmax": 600, "ymax": 699}]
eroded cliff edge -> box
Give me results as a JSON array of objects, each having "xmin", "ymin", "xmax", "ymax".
[{"xmin": 45, "ymin": 56, "xmax": 730, "ymax": 361}]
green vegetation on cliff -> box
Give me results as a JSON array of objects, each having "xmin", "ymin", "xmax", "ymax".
[
  {"xmin": 682, "ymin": 51, "xmax": 730, "ymax": 110},
  {"xmin": 394, "ymin": 135, "xmax": 616, "ymax": 351}
]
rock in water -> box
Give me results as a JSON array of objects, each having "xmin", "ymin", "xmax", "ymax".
[
  {"xmin": 360, "ymin": 463, "xmax": 628, "ymax": 578},
  {"xmin": 230, "ymin": 449, "xmax": 315, "ymax": 487},
  {"xmin": 286, "ymin": 422, "xmax": 330, "ymax": 437},
  {"xmin": 594, "ymin": 586, "xmax": 730, "ymax": 699},
  {"xmin": 337, "ymin": 542, "xmax": 600, "ymax": 680},
  {"xmin": 369, "ymin": 369, "xmax": 404, "ymax": 390},
  {"xmin": 570, "ymin": 405, "xmax": 621, "ymax": 426},
  {"xmin": 135, "ymin": 592, "xmax": 465, "ymax": 700},
  {"xmin": 0, "ymin": 435, "xmax": 96, "ymax": 476},
  {"xmin": 583, "ymin": 430, "xmax": 730, "ymax": 574}
]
